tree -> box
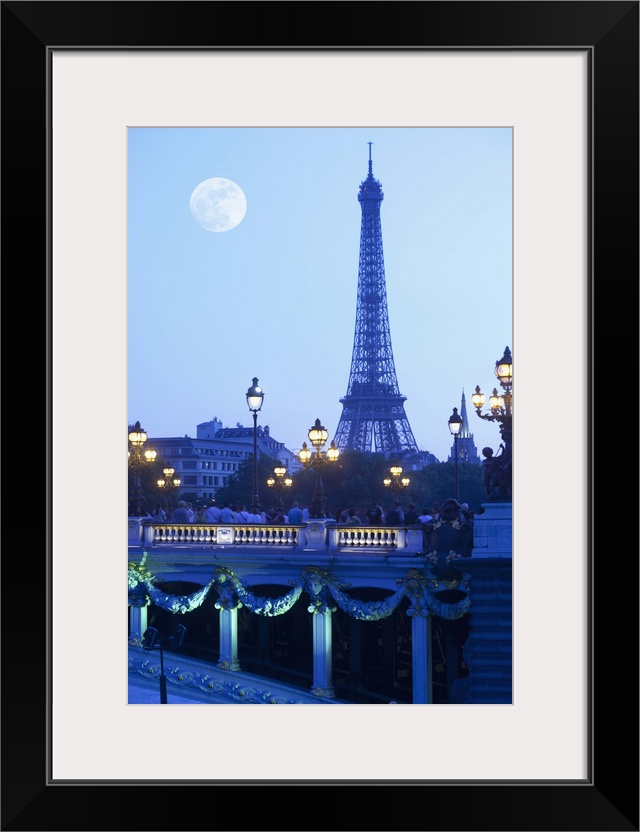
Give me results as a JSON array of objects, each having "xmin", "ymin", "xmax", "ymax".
[
  {"xmin": 128, "ymin": 455, "xmax": 168, "ymax": 514},
  {"xmin": 213, "ymin": 454, "xmax": 282, "ymax": 509},
  {"xmin": 213, "ymin": 452, "xmax": 487, "ymax": 520},
  {"xmin": 406, "ymin": 462, "xmax": 486, "ymax": 514}
]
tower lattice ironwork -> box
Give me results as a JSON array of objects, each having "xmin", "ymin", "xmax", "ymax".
[{"xmin": 333, "ymin": 145, "xmax": 418, "ymax": 456}]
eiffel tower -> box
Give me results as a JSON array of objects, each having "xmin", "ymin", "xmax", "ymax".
[{"xmin": 333, "ymin": 145, "xmax": 419, "ymax": 456}]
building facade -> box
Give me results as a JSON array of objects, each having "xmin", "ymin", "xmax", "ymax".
[{"xmin": 149, "ymin": 417, "xmax": 297, "ymax": 504}]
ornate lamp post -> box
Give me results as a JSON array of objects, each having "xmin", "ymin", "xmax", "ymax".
[
  {"xmin": 267, "ymin": 462, "xmax": 293, "ymax": 512},
  {"xmin": 128, "ymin": 421, "xmax": 157, "ymax": 515},
  {"xmin": 157, "ymin": 466, "xmax": 181, "ymax": 508},
  {"xmin": 472, "ymin": 346, "xmax": 513, "ymax": 501},
  {"xmin": 298, "ymin": 418, "xmax": 339, "ymax": 518},
  {"xmin": 141, "ymin": 625, "xmax": 186, "ymax": 704},
  {"xmin": 246, "ymin": 377, "xmax": 265, "ymax": 514},
  {"xmin": 383, "ymin": 464, "xmax": 410, "ymax": 497},
  {"xmin": 448, "ymin": 406, "xmax": 463, "ymax": 501}
]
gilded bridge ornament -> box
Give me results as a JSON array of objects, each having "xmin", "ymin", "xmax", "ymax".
[
  {"xmin": 399, "ymin": 568, "xmax": 469, "ymax": 619},
  {"xmin": 148, "ymin": 583, "xmax": 213, "ymax": 615},
  {"xmin": 301, "ymin": 566, "xmax": 342, "ymax": 615},
  {"xmin": 127, "ymin": 562, "xmax": 470, "ymax": 623},
  {"xmin": 213, "ymin": 567, "xmax": 303, "ymax": 616},
  {"xmin": 128, "ymin": 562, "xmax": 161, "ymax": 608}
]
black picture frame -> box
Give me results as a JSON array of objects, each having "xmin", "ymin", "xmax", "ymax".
[{"xmin": 2, "ymin": 2, "xmax": 637, "ymax": 830}]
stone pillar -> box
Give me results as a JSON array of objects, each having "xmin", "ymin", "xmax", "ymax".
[
  {"xmin": 403, "ymin": 526, "xmax": 423, "ymax": 554},
  {"xmin": 310, "ymin": 611, "xmax": 335, "ymax": 698},
  {"xmin": 129, "ymin": 604, "xmax": 147, "ymax": 639},
  {"xmin": 217, "ymin": 607, "xmax": 240, "ymax": 671},
  {"xmin": 471, "ymin": 502, "xmax": 512, "ymax": 558},
  {"xmin": 411, "ymin": 613, "xmax": 433, "ymax": 704},
  {"xmin": 463, "ymin": 559, "xmax": 512, "ymax": 704},
  {"xmin": 128, "ymin": 517, "xmax": 144, "ymax": 546},
  {"xmin": 303, "ymin": 518, "xmax": 334, "ymax": 549}
]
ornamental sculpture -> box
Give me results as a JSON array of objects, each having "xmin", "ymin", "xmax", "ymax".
[{"xmin": 472, "ymin": 346, "xmax": 513, "ymax": 502}]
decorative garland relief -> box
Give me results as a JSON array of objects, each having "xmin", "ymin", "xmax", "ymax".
[{"xmin": 128, "ymin": 561, "xmax": 470, "ymax": 623}]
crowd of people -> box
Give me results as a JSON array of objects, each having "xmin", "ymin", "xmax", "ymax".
[
  {"xmin": 144, "ymin": 498, "xmax": 477, "ymax": 529},
  {"xmin": 145, "ymin": 499, "xmax": 311, "ymax": 525},
  {"xmin": 333, "ymin": 500, "xmax": 475, "ymax": 528}
]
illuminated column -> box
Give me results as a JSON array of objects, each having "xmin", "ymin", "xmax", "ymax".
[
  {"xmin": 310, "ymin": 611, "xmax": 335, "ymax": 699},
  {"xmin": 217, "ymin": 608, "xmax": 240, "ymax": 671},
  {"xmin": 411, "ymin": 613, "xmax": 433, "ymax": 704},
  {"xmin": 129, "ymin": 604, "xmax": 147, "ymax": 639}
]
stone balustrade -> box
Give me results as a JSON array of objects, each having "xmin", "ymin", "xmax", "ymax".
[{"xmin": 129, "ymin": 518, "xmax": 423, "ymax": 554}]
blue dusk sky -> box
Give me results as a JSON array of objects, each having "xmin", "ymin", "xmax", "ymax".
[{"xmin": 128, "ymin": 127, "xmax": 512, "ymax": 463}]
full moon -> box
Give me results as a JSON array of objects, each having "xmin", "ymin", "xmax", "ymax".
[{"xmin": 189, "ymin": 177, "xmax": 247, "ymax": 232}]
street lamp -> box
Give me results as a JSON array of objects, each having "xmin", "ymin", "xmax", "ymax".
[
  {"xmin": 267, "ymin": 461, "xmax": 293, "ymax": 512},
  {"xmin": 246, "ymin": 377, "xmax": 264, "ymax": 514},
  {"xmin": 448, "ymin": 407, "xmax": 463, "ymax": 501},
  {"xmin": 472, "ymin": 346, "xmax": 513, "ymax": 501},
  {"xmin": 128, "ymin": 421, "xmax": 157, "ymax": 515},
  {"xmin": 383, "ymin": 464, "xmax": 410, "ymax": 496},
  {"xmin": 141, "ymin": 624, "xmax": 186, "ymax": 704},
  {"xmin": 298, "ymin": 418, "xmax": 339, "ymax": 518},
  {"xmin": 157, "ymin": 466, "xmax": 181, "ymax": 508}
]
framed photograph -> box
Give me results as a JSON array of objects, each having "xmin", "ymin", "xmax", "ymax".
[{"xmin": 3, "ymin": 2, "xmax": 637, "ymax": 830}]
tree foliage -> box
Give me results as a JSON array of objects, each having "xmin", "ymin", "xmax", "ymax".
[
  {"xmin": 128, "ymin": 446, "xmax": 488, "ymax": 518},
  {"xmin": 213, "ymin": 454, "xmax": 285, "ymax": 509},
  {"xmin": 128, "ymin": 455, "xmax": 194, "ymax": 514},
  {"xmin": 212, "ymin": 451, "xmax": 487, "ymax": 519}
]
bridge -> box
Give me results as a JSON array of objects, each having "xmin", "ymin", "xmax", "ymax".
[{"xmin": 128, "ymin": 506, "xmax": 512, "ymax": 704}]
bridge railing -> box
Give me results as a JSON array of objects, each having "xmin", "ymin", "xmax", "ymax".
[{"xmin": 129, "ymin": 519, "xmax": 423, "ymax": 554}]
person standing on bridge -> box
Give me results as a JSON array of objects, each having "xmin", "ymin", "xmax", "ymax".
[
  {"xmin": 288, "ymin": 501, "xmax": 303, "ymax": 525},
  {"xmin": 234, "ymin": 504, "xmax": 252, "ymax": 523},
  {"xmin": 219, "ymin": 502, "xmax": 235, "ymax": 523},
  {"xmin": 204, "ymin": 500, "xmax": 221, "ymax": 523},
  {"xmin": 417, "ymin": 508, "xmax": 433, "ymax": 524},
  {"xmin": 346, "ymin": 508, "xmax": 361, "ymax": 526},
  {"xmin": 385, "ymin": 502, "xmax": 404, "ymax": 525},
  {"xmin": 152, "ymin": 503, "xmax": 166, "ymax": 522},
  {"xmin": 403, "ymin": 503, "xmax": 419, "ymax": 525},
  {"xmin": 248, "ymin": 505, "xmax": 264, "ymax": 523},
  {"xmin": 172, "ymin": 501, "xmax": 189, "ymax": 523},
  {"xmin": 193, "ymin": 504, "xmax": 207, "ymax": 523},
  {"xmin": 366, "ymin": 500, "xmax": 384, "ymax": 525}
]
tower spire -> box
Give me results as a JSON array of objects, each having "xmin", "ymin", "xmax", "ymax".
[
  {"xmin": 459, "ymin": 389, "xmax": 473, "ymax": 438},
  {"xmin": 449, "ymin": 389, "xmax": 481, "ymax": 464},
  {"xmin": 333, "ymin": 150, "xmax": 419, "ymax": 456}
]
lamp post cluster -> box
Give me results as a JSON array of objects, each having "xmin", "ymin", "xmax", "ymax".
[
  {"xmin": 472, "ymin": 346, "xmax": 513, "ymax": 501},
  {"xmin": 267, "ymin": 462, "xmax": 293, "ymax": 512},
  {"xmin": 383, "ymin": 464, "xmax": 410, "ymax": 497},
  {"xmin": 246, "ymin": 377, "xmax": 265, "ymax": 514},
  {"xmin": 128, "ymin": 421, "xmax": 157, "ymax": 515},
  {"xmin": 299, "ymin": 418, "xmax": 339, "ymax": 518},
  {"xmin": 448, "ymin": 406, "xmax": 463, "ymax": 501},
  {"xmin": 157, "ymin": 466, "xmax": 181, "ymax": 508}
]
